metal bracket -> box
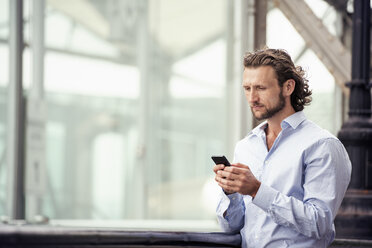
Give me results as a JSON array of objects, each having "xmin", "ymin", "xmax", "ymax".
[
  {"xmin": 274, "ymin": 0, "xmax": 351, "ymax": 95},
  {"xmin": 345, "ymin": 79, "xmax": 372, "ymax": 89}
]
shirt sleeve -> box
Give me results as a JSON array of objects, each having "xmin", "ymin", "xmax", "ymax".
[
  {"xmin": 252, "ymin": 138, "xmax": 351, "ymax": 239},
  {"xmin": 216, "ymin": 189, "xmax": 245, "ymax": 233}
]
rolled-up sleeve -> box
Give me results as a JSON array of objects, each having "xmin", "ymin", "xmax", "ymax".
[{"xmin": 252, "ymin": 138, "xmax": 351, "ymax": 239}]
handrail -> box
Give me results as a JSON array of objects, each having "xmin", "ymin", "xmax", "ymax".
[
  {"xmin": 1, "ymin": 224, "xmax": 371, "ymax": 247},
  {"xmin": 0, "ymin": 225, "xmax": 241, "ymax": 247}
]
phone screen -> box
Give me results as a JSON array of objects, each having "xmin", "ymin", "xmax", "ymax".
[{"xmin": 211, "ymin": 156, "xmax": 231, "ymax": 166}]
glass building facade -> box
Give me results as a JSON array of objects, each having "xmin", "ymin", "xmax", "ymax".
[{"xmin": 0, "ymin": 0, "xmax": 345, "ymax": 230}]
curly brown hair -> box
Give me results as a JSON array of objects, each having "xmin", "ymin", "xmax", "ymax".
[{"xmin": 243, "ymin": 48, "xmax": 312, "ymax": 112}]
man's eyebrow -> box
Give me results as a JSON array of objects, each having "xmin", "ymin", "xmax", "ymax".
[{"xmin": 242, "ymin": 82, "xmax": 265, "ymax": 86}]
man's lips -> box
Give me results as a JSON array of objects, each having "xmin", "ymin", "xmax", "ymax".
[{"xmin": 251, "ymin": 105, "xmax": 264, "ymax": 110}]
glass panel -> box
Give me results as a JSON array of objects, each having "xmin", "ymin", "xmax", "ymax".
[
  {"xmin": 0, "ymin": 0, "xmax": 9, "ymax": 216},
  {"xmin": 35, "ymin": 0, "xmax": 228, "ymax": 224},
  {"xmin": 267, "ymin": 2, "xmax": 337, "ymax": 134}
]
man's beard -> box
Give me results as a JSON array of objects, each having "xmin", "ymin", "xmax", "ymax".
[{"xmin": 251, "ymin": 90, "xmax": 286, "ymax": 121}]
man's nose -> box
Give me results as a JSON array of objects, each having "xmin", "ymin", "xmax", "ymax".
[{"xmin": 248, "ymin": 89, "xmax": 258, "ymax": 103}]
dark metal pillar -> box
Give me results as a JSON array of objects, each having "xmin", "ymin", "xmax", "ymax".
[{"xmin": 336, "ymin": 0, "xmax": 372, "ymax": 239}]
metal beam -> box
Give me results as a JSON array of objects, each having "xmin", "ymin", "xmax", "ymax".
[
  {"xmin": 47, "ymin": 0, "xmax": 109, "ymax": 39},
  {"xmin": 241, "ymin": 0, "xmax": 268, "ymax": 130},
  {"xmin": 0, "ymin": 38, "xmax": 136, "ymax": 66},
  {"xmin": 7, "ymin": 0, "xmax": 25, "ymax": 220},
  {"xmin": 134, "ymin": 0, "xmax": 149, "ymax": 219},
  {"xmin": 31, "ymin": 0, "xmax": 45, "ymax": 100},
  {"xmin": 225, "ymin": 0, "xmax": 236, "ymax": 159},
  {"xmin": 274, "ymin": 0, "xmax": 351, "ymax": 95},
  {"xmin": 254, "ymin": 0, "xmax": 267, "ymax": 50},
  {"xmin": 25, "ymin": 0, "xmax": 47, "ymax": 221},
  {"xmin": 323, "ymin": 0, "xmax": 348, "ymax": 14}
]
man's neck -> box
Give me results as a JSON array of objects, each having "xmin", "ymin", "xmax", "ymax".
[{"xmin": 266, "ymin": 107, "xmax": 296, "ymax": 137}]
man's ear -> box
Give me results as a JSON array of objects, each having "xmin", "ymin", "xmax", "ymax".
[{"xmin": 283, "ymin": 79, "xmax": 295, "ymax": 96}]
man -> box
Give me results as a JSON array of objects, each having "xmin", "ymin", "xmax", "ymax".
[{"xmin": 213, "ymin": 48, "xmax": 351, "ymax": 248}]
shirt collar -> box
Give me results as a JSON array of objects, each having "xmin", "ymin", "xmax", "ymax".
[
  {"xmin": 249, "ymin": 111, "xmax": 306, "ymax": 137},
  {"xmin": 251, "ymin": 121, "xmax": 268, "ymax": 136},
  {"xmin": 281, "ymin": 111, "xmax": 306, "ymax": 129}
]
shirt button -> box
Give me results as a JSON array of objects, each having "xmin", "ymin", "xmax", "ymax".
[{"xmin": 232, "ymin": 197, "xmax": 236, "ymax": 200}]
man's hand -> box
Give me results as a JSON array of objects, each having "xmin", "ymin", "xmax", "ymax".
[
  {"xmin": 213, "ymin": 164, "xmax": 235, "ymax": 194},
  {"xmin": 214, "ymin": 163, "xmax": 261, "ymax": 197}
]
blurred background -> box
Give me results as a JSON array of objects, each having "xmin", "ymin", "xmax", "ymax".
[{"xmin": 0, "ymin": 0, "xmax": 355, "ymax": 230}]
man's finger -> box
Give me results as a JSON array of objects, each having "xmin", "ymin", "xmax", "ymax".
[
  {"xmin": 231, "ymin": 163, "xmax": 249, "ymax": 169},
  {"xmin": 213, "ymin": 164, "xmax": 225, "ymax": 173},
  {"xmin": 218, "ymin": 170, "xmax": 239, "ymax": 180},
  {"xmin": 218, "ymin": 182, "xmax": 237, "ymax": 193},
  {"xmin": 223, "ymin": 165, "xmax": 249, "ymax": 174},
  {"xmin": 218, "ymin": 177, "xmax": 236, "ymax": 187}
]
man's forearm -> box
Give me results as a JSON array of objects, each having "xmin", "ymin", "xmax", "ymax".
[{"xmin": 252, "ymin": 183, "xmax": 334, "ymax": 239}]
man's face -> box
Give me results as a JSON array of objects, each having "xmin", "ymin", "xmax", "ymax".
[{"xmin": 242, "ymin": 66, "xmax": 286, "ymax": 121}]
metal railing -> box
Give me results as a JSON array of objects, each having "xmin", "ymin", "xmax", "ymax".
[{"xmin": 1, "ymin": 224, "xmax": 372, "ymax": 247}]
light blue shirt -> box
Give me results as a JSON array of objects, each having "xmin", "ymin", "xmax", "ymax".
[{"xmin": 216, "ymin": 111, "xmax": 351, "ymax": 248}]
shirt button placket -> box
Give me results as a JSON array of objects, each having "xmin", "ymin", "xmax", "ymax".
[{"xmin": 257, "ymin": 168, "xmax": 263, "ymax": 181}]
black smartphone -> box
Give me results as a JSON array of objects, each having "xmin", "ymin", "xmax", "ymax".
[{"xmin": 211, "ymin": 155, "xmax": 231, "ymax": 167}]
